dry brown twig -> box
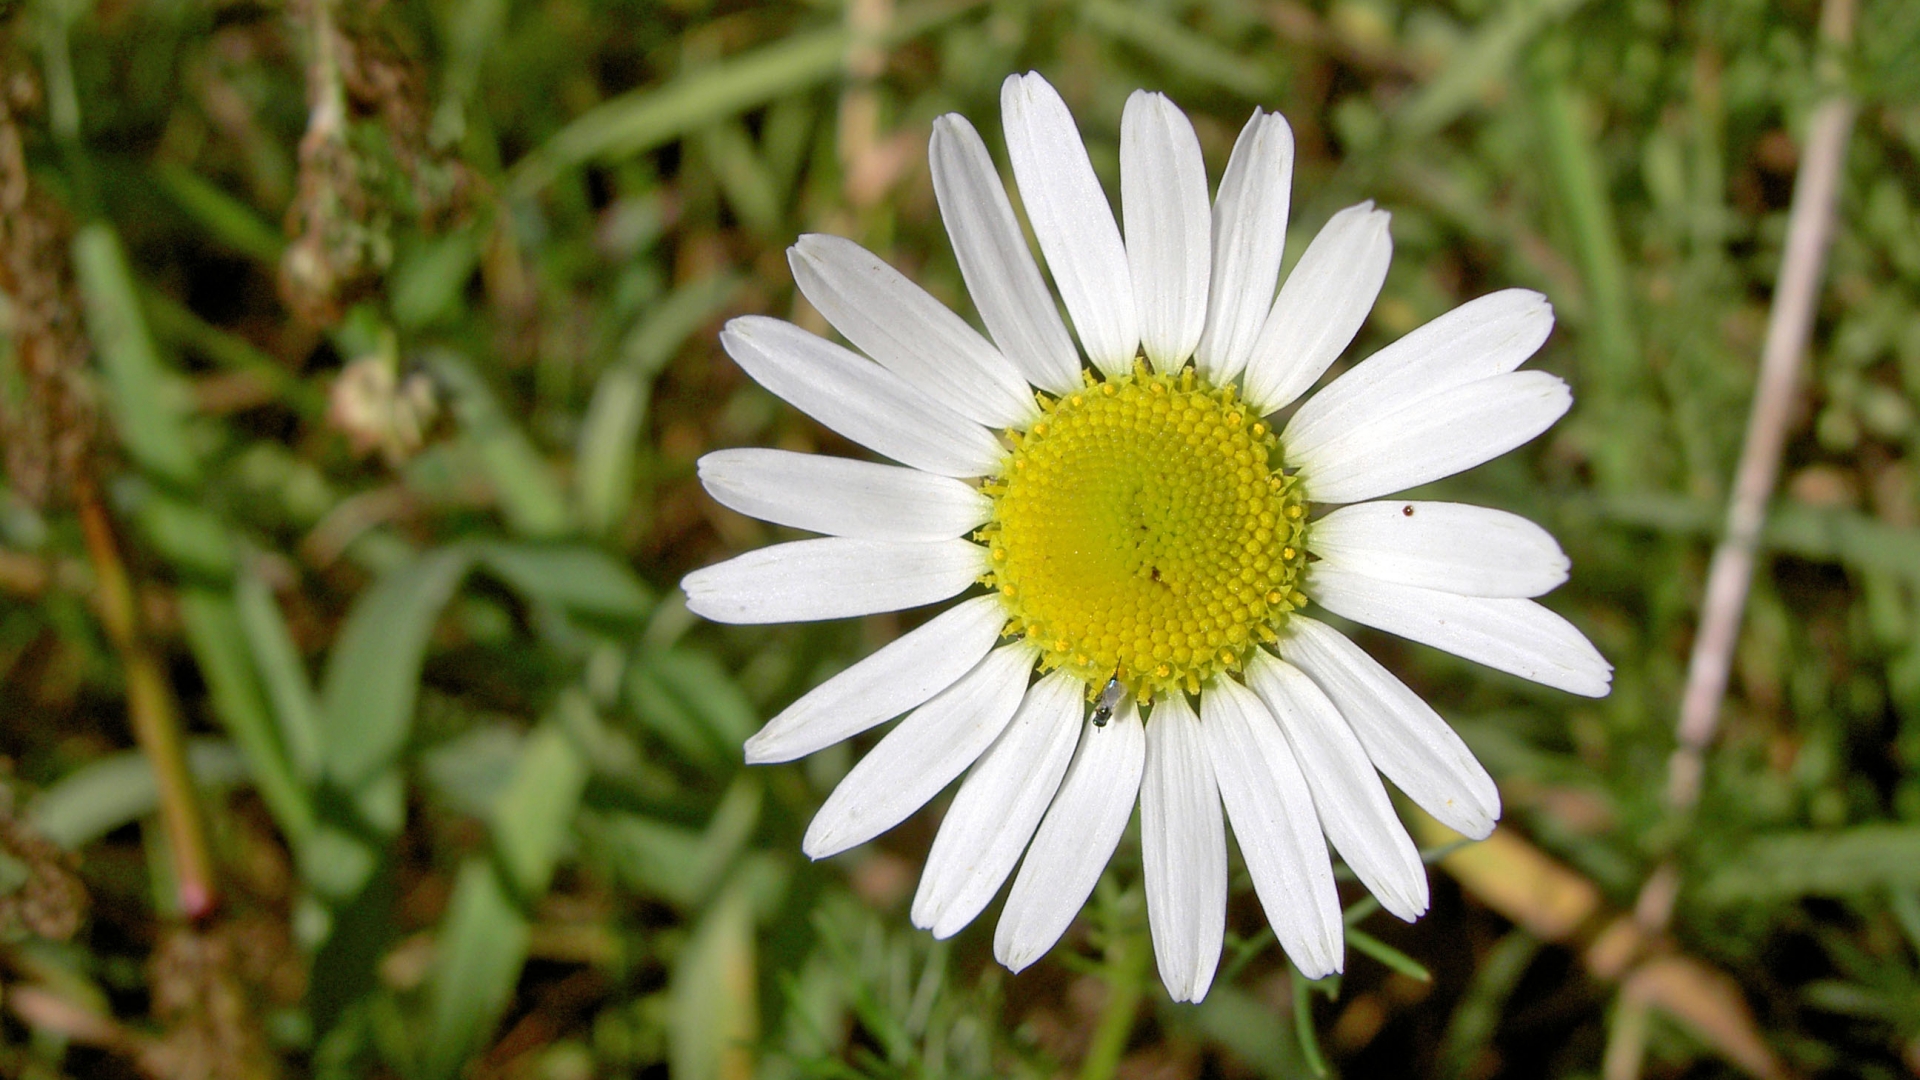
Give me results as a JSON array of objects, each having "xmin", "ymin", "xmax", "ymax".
[{"xmin": 1606, "ymin": 0, "xmax": 1858, "ymax": 1077}]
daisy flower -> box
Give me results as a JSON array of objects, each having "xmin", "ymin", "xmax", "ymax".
[{"xmin": 682, "ymin": 71, "xmax": 1611, "ymax": 1003}]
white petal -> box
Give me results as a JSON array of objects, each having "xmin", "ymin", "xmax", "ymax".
[
  {"xmin": 930, "ymin": 114, "xmax": 1082, "ymax": 397},
  {"xmin": 720, "ymin": 316, "xmax": 1004, "ymax": 479},
  {"xmin": 995, "ymin": 701, "xmax": 1144, "ymax": 972},
  {"xmin": 1284, "ymin": 288, "xmax": 1553, "ymax": 456},
  {"xmin": 1195, "ymin": 110, "xmax": 1294, "ymax": 385},
  {"xmin": 789, "ymin": 235, "xmax": 1038, "ymax": 429},
  {"xmin": 1200, "ymin": 678, "xmax": 1344, "ymax": 978},
  {"xmin": 1242, "ymin": 203, "xmax": 1392, "ymax": 413},
  {"xmin": 1277, "ymin": 616, "xmax": 1499, "ymax": 840},
  {"xmin": 1244, "ymin": 654, "xmax": 1428, "ymax": 922},
  {"xmin": 1292, "ymin": 371, "xmax": 1572, "ymax": 505},
  {"xmin": 1121, "ymin": 91, "xmax": 1210, "ymax": 375},
  {"xmin": 1001, "ymin": 72, "xmax": 1138, "ymax": 377},
  {"xmin": 803, "ymin": 643, "xmax": 1037, "ymax": 858},
  {"xmin": 698, "ymin": 448, "xmax": 991, "ymax": 541},
  {"xmin": 682, "ymin": 537, "xmax": 986, "ymax": 625},
  {"xmin": 743, "ymin": 595, "xmax": 1007, "ymax": 764},
  {"xmin": 1306, "ymin": 565, "xmax": 1613, "ymax": 697},
  {"xmin": 1140, "ymin": 693, "xmax": 1226, "ymax": 1003},
  {"xmin": 1311, "ymin": 501, "xmax": 1570, "ymax": 598},
  {"xmin": 912, "ymin": 671, "xmax": 1083, "ymax": 938}
]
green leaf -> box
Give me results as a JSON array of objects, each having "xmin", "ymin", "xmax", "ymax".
[
  {"xmin": 177, "ymin": 585, "xmax": 314, "ymax": 846},
  {"xmin": 1080, "ymin": 0, "xmax": 1277, "ymax": 99},
  {"xmin": 505, "ymin": 0, "xmax": 975, "ymax": 196},
  {"xmin": 575, "ymin": 274, "xmax": 740, "ymax": 536},
  {"xmin": 478, "ymin": 541, "xmax": 653, "ymax": 622},
  {"xmin": 421, "ymin": 859, "xmax": 530, "ymax": 1080},
  {"xmin": 582, "ymin": 775, "xmax": 761, "ymax": 910},
  {"xmin": 426, "ymin": 350, "xmax": 574, "ymax": 539},
  {"xmin": 72, "ymin": 224, "xmax": 200, "ymax": 486},
  {"xmin": 626, "ymin": 646, "xmax": 756, "ymax": 768},
  {"xmin": 391, "ymin": 230, "xmax": 482, "ymax": 330},
  {"xmin": 490, "ymin": 705, "xmax": 590, "ymax": 899},
  {"xmin": 1188, "ymin": 985, "xmax": 1310, "ymax": 1078},
  {"xmin": 1699, "ymin": 826, "xmax": 1920, "ymax": 904},
  {"xmin": 320, "ymin": 547, "xmax": 475, "ymax": 790},
  {"xmin": 234, "ymin": 563, "xmax": 324, "ymax": 783},
  {"xmin": 130, "ymin": 487, "xmax": 235, "ymax": 579},
  {"xmin": 151, "ymin": 162, "xmax": 286, "ymax": 264},
  {"xmin": 1394, "ymin": 0, "xmax": 1596, "ymax": 139},
  {"xmin": 669, "ymin": 877, "xmax": 758, "ymax": 1080},
  {"xmin": 141, "ymin": 287, "xmax": 326, "ymax": 419},
  {"xmin": 421, "ymin": 723, "xmax": 525, "ymax": 820},
  {"xmin": 1345, "ymin": 925, "xmax": 1433, "ymax": 982},
  {"xmin": 29, "ymin": 740, "xmax": 248, "ymax": 850}
]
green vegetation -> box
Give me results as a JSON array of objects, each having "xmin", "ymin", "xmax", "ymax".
[{"xmin": 0, "ymin": 0, "xmax": 1918, "ymax": 1076}]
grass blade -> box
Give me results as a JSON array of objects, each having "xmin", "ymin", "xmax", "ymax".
[
  {"xmin": 320, "ymin": 547, "xmax": 475, "ymax": 790},
  {"xmin": 478, "ymin": 541, "xmax": 653, "ymax": 622},
  {"xmin": 72, "ymin": 224, "xmax": 199, "ymax": 486},
  {"xmin": 421, "ymin": 858, "xmax": 531, "ymax": 1080}
]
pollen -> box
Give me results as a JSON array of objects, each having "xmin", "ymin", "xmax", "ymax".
[{"xmin": 978, "ymin": 363, "xmax": 1310, "ymax": 700}]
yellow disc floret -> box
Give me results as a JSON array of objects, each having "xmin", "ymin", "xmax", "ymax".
[{"xmin": 979, "ymin": 364, "xmax": 1310, "ymax": 701}]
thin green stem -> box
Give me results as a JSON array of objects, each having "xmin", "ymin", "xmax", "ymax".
[
  {"xmin": 1077, "ymin": 914, "xmax": 1149, "ymax": 1080},
  {"xmin": 1292, "ymin": 965, "xmax": 1330, "ymax": 1078}
]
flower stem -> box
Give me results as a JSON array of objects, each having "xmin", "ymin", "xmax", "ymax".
[{"xmin": 1077, "ymin": 917, "xmax": 1149, "ymax": 1080}]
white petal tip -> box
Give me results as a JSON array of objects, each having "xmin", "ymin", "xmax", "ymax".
[
  {"xmin": 1450, "ymin": 815, "xmax": 1498, "ymax": 842},
  {"xmin": 1296, "ymin": 954, "xmax": 1342, "ymax": 981},
  {"xmin": 1380, "ymin": 887, "xmax": 1431, "ymax": 923},
  {"xmin": 740, "ymin": 739, "xmax": 786, "ymax": 766},
  {"xmin": 799, "ymin": 826, "xmax": 840, "ymax": 861},
  {"xmin": 995, "ymin": 942, "xmax": 1042, "ymax": 974}
]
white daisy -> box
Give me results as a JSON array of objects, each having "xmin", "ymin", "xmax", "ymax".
[{"xmin": 682, "ymin": 71, "xmax": 1611, "ymax": 1004}]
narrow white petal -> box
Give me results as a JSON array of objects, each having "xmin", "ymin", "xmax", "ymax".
[
  {"xmin": 1200, "ymin": 678, "xmax": 1344, "ymax": 978},
  {"xmin": 1140, "ymin": 693, "xmax": 1226, "ymax": 1003},
  {"xmin": 995, "ymin": 701, "xmax": 1144, "ymax": 972},
  {"xmin": 1244, "ymin": 654, "xmax": 1429, "ymax": 922},
  {"xmin": 1121, "ymin": 91, "xmax": 1210, "ymax": 374},
  {"xmin": 912, "ymin": 671, "xmax": 1083, "ymax": 938},
  {"xmin": 1311, "ymin": 501, "xmax": 1570, "ymax": 598},
  {"xmin": 743, "ymin": 595, "xmax": 1007, "ymax": 764},
  {"xmin": 698, "ymin": 448, "xmax": 991, "ymax": 541},
  {"xmin": 1293, "ymin": 371, "xmax": 1572, "ymax": 505},
  {"xmin": 1306, "ymin": 565, "xmax": 1613, "ymax": 697},
  {"xmin": 803, "ymin": 643, "xmax": 1037, "ymax": 858},
  {"xmin": 930, "ymin": 114, "xmax": 1082, "ymax": 396},
  {"xmin": 1242, "ymin": 203, "xmax": 1392, "ymax": 413},
  {"xmin": 682, "ymin": 537, "xmax": 986, "ymax": 625},
  {"xmin": 1284, "ymin": 289, "xmax": 1553, "ymax": 455},
  {"xmin": 1277, "ymin": 616, "xmax": 1499, "ymax": 839},
  {"xmin": 1195, "ymin": 110, "xmax": 1294, "ymax": 385},
  {"xmin": 789, "ymin": 235, "xmax": 1038, "ymax": 429},
  {"xmin": 1001, "ymin": 72, "xmax": 1138, "ymax": 377},
  {"xmin": 720, "ymin": 316, "xmax": 1004, "ymax": 479}
]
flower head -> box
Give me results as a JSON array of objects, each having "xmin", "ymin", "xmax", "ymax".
[{"xmin": 683, "ymin": 72, "xmax": 1611, "ymax": 1003}]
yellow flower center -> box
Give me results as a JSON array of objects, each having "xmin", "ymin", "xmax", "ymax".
[{"xmin": 979, "ymin": 365, "xmax": 1310, "ymax": 701}]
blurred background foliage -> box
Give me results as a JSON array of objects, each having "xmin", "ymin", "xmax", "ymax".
[{"xmin": 1, "ymin": 0, "xmax": 1919, "ymax": 1076}]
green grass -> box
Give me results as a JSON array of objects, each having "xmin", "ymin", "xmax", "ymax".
[{"xmin": 2, "ymin": 0, "xmax": 1919, "ymax": 1076}]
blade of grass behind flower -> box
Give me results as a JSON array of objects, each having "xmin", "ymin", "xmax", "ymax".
[
  {"xmin": 1393, "ymin": 0, "xmax": 1595, "ymax": 140},
  {"xmin": 505, "ymin": 0, "xmax": 979, "ymax": 198},
  {"xmin": 72, "ymin": 225, "xmax": 199, "ymax": 487},
  {"xmin": 575, "ymin": 273, "xmax": 740, "ymax": 536},
  {"xmin": 320, "ymin": 546, "xmax": 475, "ymax": 791},
  {"xmin": 669, "ymin": 877, "xmax": 759, "ymax": 1080},
  {"xmin": 176, "ymin": 586, "xmax": 315, "ymax": 847},
  {"xmin": 1080, "ymin": 0, "xmax": 1279, "ymax": 100}
]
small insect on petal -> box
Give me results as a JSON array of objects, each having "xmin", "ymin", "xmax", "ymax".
[{"xmin": 1091, "ymin": 675, "xmax": 1125, "ymax": 727}]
